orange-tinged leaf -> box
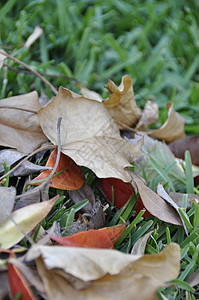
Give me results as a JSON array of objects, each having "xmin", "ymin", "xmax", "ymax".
[
  {"xmin": 33, "ymin": 148, "xmax": 84, "ymax": 190},
  {"xmin": 51, "ymin": 229, "xmax": 114, "ymax": 249},
  {"xmin": 8, "ymin": 261, "xmax": 35, "ymax": 300},
  {"xmin": 99, "ymin": 224, "xmax": 126, "ymax": 244}
]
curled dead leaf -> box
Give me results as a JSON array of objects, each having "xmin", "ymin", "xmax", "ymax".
[
  {"xmin": 136, "ymin": 100, "xmax": 159, "ymax": 131},
  {"xmin": 147, "ymin": 102, "xmax": 185, "ymax": 143},
  {"xmin": 104, "ymin": 75, "xmax": 142, "ymax": 129},
  {"xmin": 24, "ymin": 26, "xmax": 43, "ymax": 48}
]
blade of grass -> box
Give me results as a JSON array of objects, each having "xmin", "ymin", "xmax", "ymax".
[{"xmin": 185, "ymin": 151, "xmax": 194, "ymax": 194}]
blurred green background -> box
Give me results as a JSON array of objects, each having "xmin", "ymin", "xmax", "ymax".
[{"xmin": 1, "ymin": 0, "xmax": 199, "ymax": 133}]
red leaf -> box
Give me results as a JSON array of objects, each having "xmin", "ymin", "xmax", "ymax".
[
  {"xmin": 99, "ymin": 178, "xmax": 152, "ymax": 217},
  {"xmin": 99, "ymin": 224, "xmax": 126, "ymax": 244},
  {"xmin": 51, "ymin": 229, "xmax": 114, "ymax": 249},
  {"xmin": 33, "ymin": 148, "xmax": 84, "ymax": 190},
  {"xmin": 8, "ymin": 260, "xmax": 35, "ymax": 300}
]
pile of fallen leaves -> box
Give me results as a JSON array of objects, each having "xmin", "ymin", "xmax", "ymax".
[{"xmin": 0, "ymin": 68, "xmax": 199, "ymax": 299}]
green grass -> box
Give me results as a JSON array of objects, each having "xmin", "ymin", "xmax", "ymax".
[{"xmin": 1, "ymin": 0, "xmax": 199, "ymax": 298}]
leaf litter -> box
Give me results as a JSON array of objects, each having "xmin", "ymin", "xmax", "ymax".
[{"xmin": 0, "ymin": 70, "xmax": 197, "ymax": 299}]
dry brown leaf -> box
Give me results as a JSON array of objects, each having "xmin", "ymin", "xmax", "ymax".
[
  {"xmin": 0, "ymin": 149, "xmax": 51, "ymax": 176},
  {"xmin": 136, "ymin": 100, "xmax": 159, "ymax": 131},
  {"xmin": 38, "ymin": 86, "xmax": 143, "ymax": 182},
  {"xmin": 0, "ymin": 271, "xmax": 10, "ymax": 300},
  {"xmin": 14, "ymin": 182, "xmax": 50, "ymax": 210},
  {"xmin": 104, "ymin": 75, "xmax": 142, "ymax": 129},
  {"xmin": 131, "ymin": 173, "xmax": 182, "ymax": 225},
  {"xmin": 131, "ymin": 230, "xmax": 154, "ymax": 255},
  {"xmin": 169, "ymin": 192, "xmax": 199, "ymax": 209},
  {"xmin": 77, "ymin": 83, "xmax": 103, "ymax": 102},
  {"xmin": 69, "ymin": 184, "xmax": 105, "ymax": 229},
  {"xmin": 169, "ymin": 135, "xmax": 199, "ymax": 166},
  {"xmin": 0, "ymin": 186, "xmax": 16, "ymax": 225},
  {"xmin": 157, "ymin": 183, "xmax": 192, "ymax": 235},
  {"xmin": 0, "ymin": 91, "xmax": 48, "ymax": 153},
  {"xmin": 26, "ymin": 243, "xmax": 180, "ymax": 300},
  {"xmin": 186, "ymin": 269, "xmax": 199, "ymax": 287},
  {"xmin": 24, "ymin": 26, "xmax": 43, "ymax": 48},
  {"xmin": 147, "ymin": 102, "xmax": 185, "ymax": 143}
]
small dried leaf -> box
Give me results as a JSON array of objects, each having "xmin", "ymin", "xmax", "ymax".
[
  {"xmin": 69, "ymin": 184, "xmax": 105, "ymax": 229},
  {"xmin": 68, "ymin": 184, "xmax": 94, "ymax": 213},
  {"xmin": 0, "ymin": 92, "xmax": 48, "ymax": 153},
  {"xmin": 38, "ymin": 86, "xmax": 143, "ymax": 182},
  {"xmin": 0, "ymin": 149, "xmax": 51, "ymax": 176},
  {"xmin": 33, "ymin": 149, "xmax": 85, "ymax": 190},
  {"xmin": 77, "ymin": 83, "xmax": 103, "ymax": 102},
  {"xmin": 14, "ymin": 182, "xmax": 50, "ymax": 210},
  {"xmin": 131, "ymin": 230, "xmax": 154, "ymax": 255},
  {"xmin": 0, "ymin": 271, "xmax": 10, "ymax": 300},
  {"xmin": 0, "ymin": 196, "xmax": 58, "ymax": 249},
  {"xmin": 157, "ymin": 183, "xmax": 191, "ymax": 234},
  {"xmin": 136, "ymin": 101, "xmax": 159, "ymax": 131},
  {"xmin": 24, "ymin": 26, "xmax": 43, "ymax": 48},
  {"xmin": 169, "ymin": 135, "xmax": 199, "ymax": 166},
  {"xmin": 169, "ymin": 192, "xmax": 199, "ymax": 209},
  {"xmin": 186, "ymin": 269, "xmax": 199, "ymax": 287},
  {"xmin": 148, "ymin": 102, "xmax": 185, "ymax": 143},
  {"xmin": 131, "ymin": 173, "xmax": 182, "ymax": 225},
  {"xmin": 0, "ymin": 186, "xmax": 16, "ymax": 225},
  {"xmin": 104, "ymin": 75, "xmax": 142, "ymax": 129}
]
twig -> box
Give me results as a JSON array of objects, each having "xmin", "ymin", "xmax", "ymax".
[
  {"xmin": 0, "ymin": 50, "xmax": 58, "ymax": 95},
  {"xmin": 0, "ymin": 144, "xmax": 56, "ymax": 182},
  {"xmin": 15, "ymin": 117, "xmax": 62, "ymax": 199},
  {"xmin": 4, "ymin": 64, "xmax": 80, "ymax": 83}
]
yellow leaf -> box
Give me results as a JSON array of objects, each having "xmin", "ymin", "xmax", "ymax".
[{"xmin": 0, "ymin": 196, "xmax": 58, "ymax": 249}]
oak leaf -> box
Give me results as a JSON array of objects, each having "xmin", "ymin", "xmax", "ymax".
[{"xmin": 104, "ymin": 75, "xmax": 142, "ymax": 129}]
